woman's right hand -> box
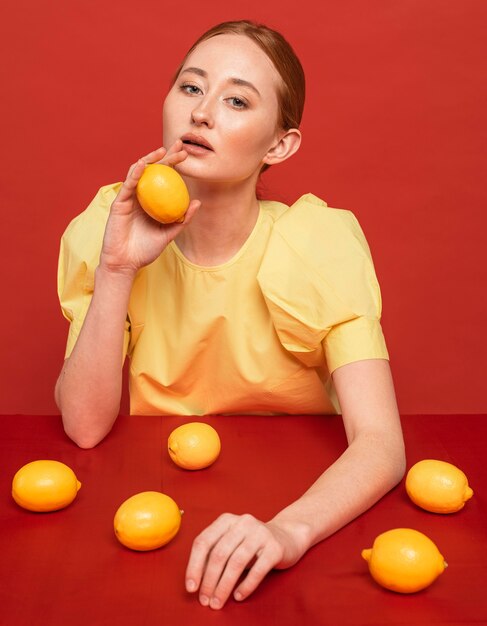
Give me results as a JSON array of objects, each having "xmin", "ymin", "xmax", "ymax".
[{"xmin": 99, "ymin": 141, "xmax": 200, "ymax": 276}]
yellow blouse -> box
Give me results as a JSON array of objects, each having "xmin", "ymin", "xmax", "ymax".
[{"xmin": 58, "ymin": 184, "xmax": 389, "ymax": 416}]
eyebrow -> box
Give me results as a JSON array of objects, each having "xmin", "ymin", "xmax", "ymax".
[{"xmin": 180, "ymin": 67, "xmax": 261, "ymax": 97}]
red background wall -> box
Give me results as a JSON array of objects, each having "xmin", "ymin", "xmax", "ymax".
[{"xmin": 0, "ymin": 0, "xmax": 485, "ymax": 415}]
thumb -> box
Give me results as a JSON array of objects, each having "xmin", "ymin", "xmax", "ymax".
[{"xmin": 161, "ymin": 199, "xmax": 201, "ymax": 242}]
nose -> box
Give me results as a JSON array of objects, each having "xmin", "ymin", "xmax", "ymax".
[{"xmin": 191, "ymin": 97, "xmax": 214, "ymax": 128}]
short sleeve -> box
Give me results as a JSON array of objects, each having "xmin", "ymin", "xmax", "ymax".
[
  {"xmin": 57, "ymin": 183, "xmax": 127, "ymax": 359},
  {"xmin": 257, "ymin": 193, "xmax": 389, "ymax": 373}
]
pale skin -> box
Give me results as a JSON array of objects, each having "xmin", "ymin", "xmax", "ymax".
[{"xmin": 55, "ymin": 34, "xmax": 406, "ymax": 609}]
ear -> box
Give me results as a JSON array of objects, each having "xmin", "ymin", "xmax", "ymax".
[{"xmin": 263, "ymin": 128, "xmax": 302, "ymax": 166}]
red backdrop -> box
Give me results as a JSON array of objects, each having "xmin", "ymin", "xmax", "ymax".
[{"xmin": 0, "ymin": 0, "xmax": 485, "ymax": 414}]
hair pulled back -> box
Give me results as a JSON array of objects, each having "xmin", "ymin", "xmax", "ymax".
[{"xmin": 173, "ymin": 20, "xmax": 305, "ymax": 172}]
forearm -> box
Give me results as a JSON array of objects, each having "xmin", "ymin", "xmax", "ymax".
[
  {"xmin": 55, "ymin": 266, "xmax": 135, "ymax": 448},
  {"xmin": 269, "ymin": 431, "xmax": 406, "ymax": 559}
]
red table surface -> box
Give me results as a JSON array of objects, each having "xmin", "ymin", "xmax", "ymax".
[{"xmin": 0, "ymin": 414, "xmax": 486, "ymax": 626}]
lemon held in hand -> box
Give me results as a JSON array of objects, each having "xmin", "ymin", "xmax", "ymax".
[
  {"xmin": 12, "ymin": 460, "xmax": 81, "ymax": 512},
  {"xmin": 168, "ymin": 422, "xmax": 221, "ymax": 470},
  {"xmin": 114, "ymin": 491, "xmax": 183, "ymax": 551},
  {"xmin": 136, "ymin": 163, "xmax": 190, "ymax": 223},
  {"xmin": 406, "ymin": 459, "xmax": 474, "ymax": 514},
  {"xmin": 362, "ymin": 528, "xmax": 447, "ymax": 593}
]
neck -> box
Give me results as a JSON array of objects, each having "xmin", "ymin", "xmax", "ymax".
[{"xmin": 174, "ymin": 177, "xmax": 261, "ymax": 266}]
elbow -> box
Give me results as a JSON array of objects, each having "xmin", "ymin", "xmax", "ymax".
[
  {"xmin": 63, "ymin": 422, "xmax": 105, "ymax": 449},
  {"xmin": 392, "ymin": 450, "xmax": 407, "ymax": 487},
  {"xmin": 360, "ymin": 431, "xmax": 406, "ymax": 491},
  {"xmin": 56, "ymin": 381, "xmax": 119, "ymax": 449},
  {"xmin": 388, "ymin": 438, "xmax": 407, "ymax": 489},
  {"xmin": 61, "ymin": 409, "xmax": 117, "ymax": 449},
  {"xmin": 68, "ymin": 432, "xmax": 102, "ymax": 450}
]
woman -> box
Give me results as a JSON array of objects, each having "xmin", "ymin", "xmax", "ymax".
[{"xmin": 56, "ymin": 20, "xmax": 405, "ymax": 609}]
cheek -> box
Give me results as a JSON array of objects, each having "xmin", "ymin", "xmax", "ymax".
[
  {"xmin": 162, "ymin": 102, "xmax": 170, "ymax": 144},
  {"xmin": 162, "ymin": 94, "xmax": 175, "ymax": 116},
  {"xmin": 162, "ymin": 93, "xmax": 181, "ymax": 139},
  {"xmin": 221, "ymin": 115, "xmax": 276, "ymax": 159}
]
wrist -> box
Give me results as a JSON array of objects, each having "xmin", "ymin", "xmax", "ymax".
[
  {"xmin": 95, "ymin": 263, "xmax": 137, "ymax": 287},
  {"xmin": 267, "ymin": 515, "xmax": 314, "ymax": 560}
]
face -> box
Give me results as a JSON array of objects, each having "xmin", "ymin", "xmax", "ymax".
[{"xmin": 163, "ymin": 34, "xmax": 284, "ymax": 184}]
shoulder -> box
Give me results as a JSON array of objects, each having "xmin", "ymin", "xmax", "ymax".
[
  {"xmin": 62, "ymin": 182, "xmax": 122, "ymax": 240},
  {"xmin": 257, "ymin": 192, "xmax": 382, "ymax": 320},
  {"xmin": 265, "ymin": 193, "xmax": 363, "ymax": 231},
  {"xmin": 59, "ymin": 182, "xmax": 122, "ymax": 272},
  {"xmin": 265, "ymin": 193, "xmax": 373, "ymax": 261},
  {"xmin": 256, "ymin": 194, "xmax": 385, "ymax": 362},
  {"xmin": 259, "ymin": 198, "xmax": 289, "ymax": 222},
  {"xmin": 60, "ymin": 182, "xmax": 121, "ymax": 256}
]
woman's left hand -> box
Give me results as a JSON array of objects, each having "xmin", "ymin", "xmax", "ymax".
[{"xmin": 185, "ymin": 513, "xmax": 307, "ymax": 609}]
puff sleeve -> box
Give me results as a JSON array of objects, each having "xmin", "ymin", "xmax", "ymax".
[
  {"xmin": 257, "ymin": 193, "xmax": 389, "ymax": 373},
  {"xmin": 57, "ymin": 183, "xmax": 129, "ymax": 359}
]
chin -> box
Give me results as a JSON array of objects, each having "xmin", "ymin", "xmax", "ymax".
[{"xmin": 175, "ymin": 160, "xmax": 220, "ymax": 181}]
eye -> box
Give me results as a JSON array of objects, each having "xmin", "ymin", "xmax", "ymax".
[
  {"xmin": 226, "ymin": 96, "xmax": 248, "ymax": 109},
  {"xmin": 180, "ymin": 83, "xmax": 202, "ymax": 95}
]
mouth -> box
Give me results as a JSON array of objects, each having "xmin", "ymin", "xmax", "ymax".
[{"xmin": 181, "ymin": 134, "xmax": 214, "ymax": 151}]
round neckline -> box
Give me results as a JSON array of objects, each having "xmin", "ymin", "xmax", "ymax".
[{"xmin": 169, "ymin": 202, "xmax": 263, "ymax": 272}]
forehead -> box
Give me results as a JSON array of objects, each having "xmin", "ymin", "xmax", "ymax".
[{"xmin": 182, "ymin": 34, "xmax": 282, "ymax": 93}]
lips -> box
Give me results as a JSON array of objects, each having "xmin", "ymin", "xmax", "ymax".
[{"xmin": 181, "ymin": 133, "xmax": 214, "ymax": 151}]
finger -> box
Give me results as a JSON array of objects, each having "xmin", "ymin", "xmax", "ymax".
[
  {"xmin": 155, "ymin": 140, "xmax": 186, "ymax": 167},
  {"xmin": 181, "ymin": 199, "xmax": 201, "ymax": 224},
  {"xmin": 208, "ymin": 540, "xmax": 260, "ymax": 609},
  {"xmin": 158, "ymin": 200, "xmax": 201, "ymax": 245},
  {"xmin": 185, "ymin": 514, "xmax": 235, "ymax": 595},
  {"xmin": 121, "ymin": 148, "xmax": 166, "ymax": 191},
  {"xmin": 116, "ymin": 146, "xmax": 167, "ymax": 203},
  {"xmin": 140, "ymin": 146, "xmax": 167, "ymax": 164},
  {"xmin": 164, "ymin": 139, "xmax": 184, "ymax": 156},
  {"xmin": 161, "ymin": 149, "xmax": 189, "ymax": 168},
  {"xmin": 166, "ymin": 199, "xmax": 201, "ymax": 232},
  {"xmin": 198, "ymin": 528, "xmax": 252, "ymax": 607},
  {"xmin": 114, "ymin": 158, "xmax": 147, "ymax": 204},
  {"xmin": 233, "ymin": 545, "xmax": 281, "ymax": 603},
  {"xmin": 127, "ymin": 147, "xmax": 168, "ymax": 179}
]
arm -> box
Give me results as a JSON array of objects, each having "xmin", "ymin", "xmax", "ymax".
[
  {"xmin": 185, "ymin": 358, "xmax": 406, "ymax": 609},
  {"xmin": 54, "ymin": 267, "xmax": 135, "ymax": 449},
  {"xmin": 55, "ymin": 143, "xmax": 200, "ymax": 448}
]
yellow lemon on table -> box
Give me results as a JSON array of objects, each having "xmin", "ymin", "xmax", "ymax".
[
  {"xmin": 168, "ymin": 422, "xmax": 221, "ymax": 470},
  {"xmin": 136, "ymin": 163, "xmax": 190, "ymax": 224},
  {"xmin": 362, "ymin": 528, "xmax": 447, "ymax": 593},
  {"xmin": 406, "ymin": 459, "xmax": 473, "ymax": 513},
  {"xmin": 114, "ymin": 491, "xmax": 182, "ymax": 551},
  {"xmin": 12, "ymin": 460, "xmax": 81, "ymax": 512}
]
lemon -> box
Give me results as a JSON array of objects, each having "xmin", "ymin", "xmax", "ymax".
[
  {"xmin": 136, "ymin": 163, "xmax": 190, "ymax": 223},
  {"xmin": 12, "ymin": 460, "xmax": 81, "ymax": 512},
  {"xmin": 168, "ymin": 422, "xmax": 221, "ymax": 470},
  {"xmin": 406, "ymin": 459, "xmax": 473, "ymax": 513},
  {"xmin": 362, "ymin": 528, "xmax": 447, "ymax": 593},
  {"xmin": 114, "ymin": 491, "xmax": 182, "ymax": 551}
]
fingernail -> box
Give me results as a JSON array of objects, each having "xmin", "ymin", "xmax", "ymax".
[
  {"xmin": 234, "ymin": 591, "xmax": 243, "ymax": 601},
  {"xmin": 199, "ymin": 595, "xmax": 209, "ymax": 607},
  {"xmin": 186, "ymin": 579, "xmax": 196, "ymax": 592},
  {"xmin": 210, "ymin": 597, "xmax": 221, "ymax": 609}
]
